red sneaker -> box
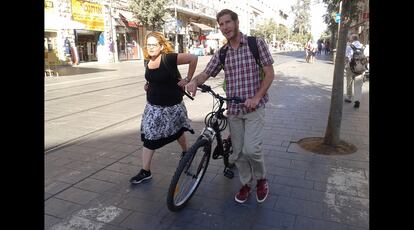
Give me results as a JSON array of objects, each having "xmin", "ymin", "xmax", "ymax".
[
  {"xmin": 235, "ymin": 184, "xmax": 251, "ymax": 203},
  {"xmin": 256, "ymin": 179, "xmax": 269, "ymax": 203}
]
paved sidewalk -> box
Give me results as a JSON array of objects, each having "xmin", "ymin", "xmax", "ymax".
[{"xmin": 45, "ymin": 53, "xmax": 369, "ymax": 230}]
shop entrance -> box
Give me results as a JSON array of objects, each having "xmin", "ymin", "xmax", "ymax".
[{"xmin": 75, "ymin": 30, "xmax": 101, "ymax": 62}]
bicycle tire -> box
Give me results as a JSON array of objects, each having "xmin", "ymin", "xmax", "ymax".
[{"xmin": 167, "ymin": 138, "xmax": 211, "ymax": 212}]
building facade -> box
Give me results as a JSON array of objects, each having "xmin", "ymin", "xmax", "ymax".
[
  {"xmin": 44, "ymin": 0, "xmax": 145, "ymax": 67},
  {"xmin": 348, "ymin": 0, "xmax": 369, "ymax": 45},
  {"xmin": 44, "ymin": 0, "xmax": 292, "ymax": 67}
]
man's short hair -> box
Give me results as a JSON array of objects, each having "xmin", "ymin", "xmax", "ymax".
[
  {"xmin": 216, "ymin": 9, "xmax": 238, "ymax": 22},
  {"xmin": 351, "ymin": 34, "xmax": 359, "ymax": 41}
]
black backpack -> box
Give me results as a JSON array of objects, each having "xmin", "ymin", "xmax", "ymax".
[
  {"xmin": 349, "ymin": 44, "xmax": 368, "ymax": 75},
  {"xmin": 219, "ymin": 36, "xmax": 264, "ymax": 91}
]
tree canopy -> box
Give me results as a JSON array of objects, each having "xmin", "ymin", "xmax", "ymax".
[{"xmin": 129, "ymin": 0, "xmax": 170, "ymax": 31}]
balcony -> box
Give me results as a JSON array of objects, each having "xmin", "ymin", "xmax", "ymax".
[{"xmin": 167, "ymin": 0, "xmax": 217, "ymax": 21}]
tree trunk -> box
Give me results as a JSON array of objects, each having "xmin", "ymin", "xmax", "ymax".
[{"xmin": 323, "ymin": 0, "xmax": 351, "ymax": 146}]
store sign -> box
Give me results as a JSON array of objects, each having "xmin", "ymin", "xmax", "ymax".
[{"xmin": 71, "ymin": 0, "xmax": 104, "ymax": 31}]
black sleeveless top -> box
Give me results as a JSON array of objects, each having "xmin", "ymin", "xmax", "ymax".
[{"xmin": 145, "ymin": 53, "xmax": 182, "ymax": 106}]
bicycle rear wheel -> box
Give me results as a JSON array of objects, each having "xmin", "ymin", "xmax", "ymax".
[{"xmin": 167, "ymin": 138, "xmax": 211, "ymax": 212}]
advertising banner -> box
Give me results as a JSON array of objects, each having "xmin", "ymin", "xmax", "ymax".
[{"xmin": 71, "ymin": 0, "xmax": 104, "ymax": 31}]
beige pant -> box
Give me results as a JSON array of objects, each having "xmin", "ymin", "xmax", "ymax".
[
  {"xmin": 228, "ymin": 107, "xmax": 266, "ymax": 186},
  {"xmin": 345, "ymin": 65, "xmax": 364, "ymax": 102}
]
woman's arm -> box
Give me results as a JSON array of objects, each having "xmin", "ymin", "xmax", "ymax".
[{"xmin": 177, "ymin": 53, "xmax": 198, "ymax": 80}]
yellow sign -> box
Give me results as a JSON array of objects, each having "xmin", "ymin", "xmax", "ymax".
[
  {"xmin": 45, "ymin": 0, "xmax": 56, "ymax": 13},
  {"xmin": 71, "ymin": 0, "xmax": 104, "ymax": 31}
]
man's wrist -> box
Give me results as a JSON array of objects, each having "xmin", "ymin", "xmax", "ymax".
[
  {"xmin": 184, "ymin": 76, "xmax": 191, "ymax": 82},
  {"xmin": 188, "ymin": 76, "xmax": 196, "ymax": 84}
]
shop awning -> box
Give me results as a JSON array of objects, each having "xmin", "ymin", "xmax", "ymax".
[
  {"xmin": 190, "ymin": 22, "xmax": 215, "ymax": 32},
  {"xmin": 114, "ymin": 18, "xmax": 126, "ymax": 27},
  {"xmin": 119, "ymin": 13, "xmax": 139, "ymax": 28}
]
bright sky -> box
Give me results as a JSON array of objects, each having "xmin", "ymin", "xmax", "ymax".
[{"xmin": 278, "ymin": 0, "xmax": 328, "ymax": 39}]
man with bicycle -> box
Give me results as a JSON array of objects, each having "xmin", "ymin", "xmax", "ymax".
[{"xmin": 186, "ymin": 9, "xmax": 275, "ymax": 203}]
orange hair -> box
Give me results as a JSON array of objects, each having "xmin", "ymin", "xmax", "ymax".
[{"xmin": 143, "ymin": 31, "xmax": 174, "ymax": 60}]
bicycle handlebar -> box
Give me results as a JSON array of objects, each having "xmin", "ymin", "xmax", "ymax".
[{"xmin": 198, "ymin": 84, "xmax": 245, "ymax": 104}]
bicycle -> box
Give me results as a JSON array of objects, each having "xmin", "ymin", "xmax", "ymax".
[{"xmin": 166, "ymin": 84, "xmax": 245, "ymax": 212}]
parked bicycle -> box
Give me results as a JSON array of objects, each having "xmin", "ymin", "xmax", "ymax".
[{"xmin": 166, "ymin": 84, "xmax": 245, "ymax": 212}]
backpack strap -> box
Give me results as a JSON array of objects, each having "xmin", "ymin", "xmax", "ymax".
[
  {"xmin": 247, "ymin": 36, "xmax": 262, "ymax": 68},
  {"xmin": 350, "ymin": 43, "xmax": 364, "ymax": 52},
  {"xmin": 218, "ymin": 45, "xmax": 228, "ymax": 70},
  {"xmin": 144, "ymin": 59, "xmax": 149, "ymax": 68}
]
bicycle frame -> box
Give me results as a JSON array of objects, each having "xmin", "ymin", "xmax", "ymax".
[{"xmin": 166, "ymin": 84, "xmax": 243, "ymax": 211}]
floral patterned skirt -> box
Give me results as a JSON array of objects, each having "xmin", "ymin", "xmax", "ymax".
[{"xmin": 140, "ymin": 102, "xmax": 194, "ymax": 150}]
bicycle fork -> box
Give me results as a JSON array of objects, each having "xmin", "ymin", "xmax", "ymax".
[{"xmin": 202, "ymin": 127, "xmax": 234, "ymax": 179}]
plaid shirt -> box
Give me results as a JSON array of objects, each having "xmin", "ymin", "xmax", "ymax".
[{"xmin": 203, "ymin": 33, "xmax": 274, "ymax": 115}]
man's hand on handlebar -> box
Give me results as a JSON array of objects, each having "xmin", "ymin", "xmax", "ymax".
[{"xmin": 186, "ymin": 80, "xmax": 198, "ymax": 97}]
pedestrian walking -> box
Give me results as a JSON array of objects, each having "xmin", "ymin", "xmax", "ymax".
[
  {"xmin": 130, "ymin": 31, "xmax": 198, "ymax": 184},
  {"xmin": 344, "ymin": 34, "xmax": 366, "ymax": 109},
  {"xmin": 186, "ymin": 9, "xmax": 275, "ymax": 204}
]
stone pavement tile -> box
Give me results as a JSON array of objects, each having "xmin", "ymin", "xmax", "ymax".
[
  {"xmin": 305, "ymin": 170, "xmax": 347, "ymax": 186},
  {"xmin": 73, "ymin": 178, "xmax": 118, "ymax": 193},
  {"xmin": 268, "ymin": 165, "xmax": 306, "ymax": 179},
  {"xmin": 45, "ymin": 181, "xmax": 72, "ymax": 196},
  {"xmin": 55, "ymin": 169, "xmax": 95, "ymax": 184},
  {"xmin": 293, "ymin": 216, "xmax": 348, "ymax": 230},
  {"xmin": 289, "ymin": 159, "xmax": 334, "ymax": 172},
  {"xmin": 265, "ymin": 155, "xmax": 292, "ymax": 168},
  {"xmin": 273, "ymin": 196, "xmax": 326, "ymax": 219},
  {"xmin": 253, "ymin": 209, "xmax": 296, "ymax": 230},
  {"xmin": 324, "ymin": 205, "xmax": 369, "ymax": 228},
  {"xmin": 290, "ymin": 187, "xmax": 336, "ymax": 205},
  {"xmin": 45, "ymin": 198, "xmax": 82, "ymax": 218},
  {"xmin": 273, "ymin": 149, "xmax": 315, "ymax": 162},
  {"xmin": 347, "ymin": 226, "xmax": 369, "ymax": 230},
  {"xmin": 273, "ymin": 175, "xmax": 314, "ymax": 189},
  {"xmin": 267, "ymin": 182, "xmax": 293, "ymax": 197},
  {"xmin": 45, "ymin": 192, "xmax": 54, "ymax": 200},
  {"xmin": 118, "ymin": 196, "xmax": 164, "ymax": 215},
  {"xmin": 48, "ymin": 205, "xmax": 126, "ymax": 230},
  {"xmin": 63, "ymin": 160, "xmax": 108, "ymax": 172},
  {"xmin": 47, "ymin": 157, "xmax": 75, "ymax": 167},
  {"xmin": 314, "ymin": 181, "xmax": 359, "ymax": 197},
  {"xmin": 90, "ymin": 169, "xmax": 130, "ymax": 184},
  {"xmin": 105, "ymin": 162, "xmax": 140, "ymax": 175},
  {"xmin": 45, "ymin": 214, "xmax": 62, "ymax": 230},
  {"xmin": 127, "ymin": 183, "xmax": 168, "ymax": 203},
  {"xmin": 119, "ymin": 211, "xmax": 174, "ymax": 230},
  {"xmin": 99, "ymin": 224, "xmax": 130, "ymax": 230},
  {"xmin": 55, "ymin": 187, "xmax": 100, "ymax": 205},
  {"xmin": 335, "ymin": 194, "xmax": 369, "ymax": 210}
]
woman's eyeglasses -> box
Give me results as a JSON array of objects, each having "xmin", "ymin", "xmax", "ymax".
[{"xmin": 146, "ymin": 43, "xmax": 160, "ymax": 48}]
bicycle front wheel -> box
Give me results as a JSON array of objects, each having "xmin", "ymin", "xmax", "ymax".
[{"xmin": 167, "ymin": 138, "xmax": 211, "ymax": 212}]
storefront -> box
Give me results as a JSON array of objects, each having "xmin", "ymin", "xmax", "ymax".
[
  {"xmin": 115, "ymin": 13, "xmax": 141, "ymax": 61},
  {"xmin": 71, "ymin": 0, "xmax": 104, "ymax": 63},
  {"xmin": 74, "ymin": 30, "xmax": 101, "ymax": 62}
]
